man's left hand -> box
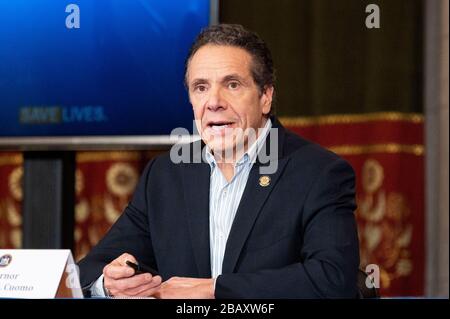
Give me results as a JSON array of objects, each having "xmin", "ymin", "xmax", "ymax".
[{"xmin": 153, "ymin": 277, "xmax": 215, "ymax": 299}]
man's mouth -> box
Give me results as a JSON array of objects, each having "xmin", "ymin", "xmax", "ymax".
[{"xmin": 205, "ymin": 121, "xmax": 235, "ymax": 133}]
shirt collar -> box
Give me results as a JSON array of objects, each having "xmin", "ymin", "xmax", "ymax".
[{"xmin": 204, "ymin": 118, "xmax": 272, "ymax": 168}]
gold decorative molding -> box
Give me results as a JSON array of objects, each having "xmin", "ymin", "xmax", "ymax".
[
  {"xmin": 329, "ymin": 143, "xmax": 424, "ymax": 156},
  {"xmin": 279, "ymin": 112, "xmax": 423, "ymax": 127},
  {"xmin": 0, "ymin": 154, "xmax": 23, "ymax": 167},
  {"xmin": 76, "ymin": 151, "xmax": 141, "ymax": 163}
]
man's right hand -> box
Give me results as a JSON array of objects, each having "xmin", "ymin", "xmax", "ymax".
[{"xmin": 103, "ymin": 253, "xmax": 162, "ymax": 297}]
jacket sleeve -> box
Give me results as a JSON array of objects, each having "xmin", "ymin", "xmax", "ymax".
[
  {"xmin": 77, "ymin": 159, "xmax": 157, "ymax": 294},
  {"xmin": 215, "ymin": 158, "xmax": 360, "ymax": 298}
]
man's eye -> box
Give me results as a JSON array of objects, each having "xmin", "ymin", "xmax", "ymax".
[
  {"xmin": 228, "ymin": 82, "xmax": 240, "ymax": 89},
  {"xmin": 194, "ymin": 85, "xmax": 207, "ymax": 92}
]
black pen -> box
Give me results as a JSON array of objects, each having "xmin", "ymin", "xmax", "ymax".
[{"xmin": 126, "ymin": 260, "xmax": 160, "ymax": 276}]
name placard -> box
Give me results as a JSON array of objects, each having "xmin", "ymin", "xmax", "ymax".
[{"xmin": 0, "ymin": 249, "xmax": 83, "ymax": 299}]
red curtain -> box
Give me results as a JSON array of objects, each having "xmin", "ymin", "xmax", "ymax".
[
  {"xmin": 281, "ymin": 112, "xmax": 425, "ymax": 296},
  {"xmin": 74, "ymin": 151, "xmax": 162, "ymax": 260}
]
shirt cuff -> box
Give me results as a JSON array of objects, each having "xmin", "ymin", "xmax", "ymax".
[{"xmin": 90, "ymin": 274, "xmax": 107, "ymax": 297}]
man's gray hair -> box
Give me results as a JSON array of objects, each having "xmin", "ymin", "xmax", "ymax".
[{"xmin": 184, "ymin": 24, "xmax": 276, "ymax": 98}]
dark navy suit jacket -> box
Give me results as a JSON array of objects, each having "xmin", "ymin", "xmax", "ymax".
[{"xmin": 78, "ymin": 117, "xmax": 360, "ymax": 298}]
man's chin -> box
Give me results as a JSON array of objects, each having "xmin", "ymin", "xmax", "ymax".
[
  {"xmin": 207, "ymin": 143, "xmax": 232, "ymax": 155},
  {"xmin": 206, "ymin": 142, "xmax": 247, "ymax": 163}
]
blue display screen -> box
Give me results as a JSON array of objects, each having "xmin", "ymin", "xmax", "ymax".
[{"xmin": 0, "ymin": 0, "xmax": 209, "ymax": 137}]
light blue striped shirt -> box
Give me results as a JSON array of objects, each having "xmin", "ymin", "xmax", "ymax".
[{"xmin": 205, "ymin": 118, "xmax": 272, "ymax": 278}]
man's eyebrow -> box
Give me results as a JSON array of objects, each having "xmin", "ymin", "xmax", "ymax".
[
  {"xmin": 190, "ymin": 78, "xmax": 209, "ymax": 87},
  {"xmin": 190, "ymin": 74, "xmax": 248, "ymax": 87},
  {"xmin": 221, "ymin": 74, "xmax": 246, "ymax": 83}
]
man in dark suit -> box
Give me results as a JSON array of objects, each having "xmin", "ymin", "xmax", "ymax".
[{"xmin": 79, "ymin": 24, "xmax": 359, "ymax": 298}]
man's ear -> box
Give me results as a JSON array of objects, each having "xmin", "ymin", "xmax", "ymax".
[{"xmin": 261, "ymin": 86, "xmax": 274, "ymax": 115}]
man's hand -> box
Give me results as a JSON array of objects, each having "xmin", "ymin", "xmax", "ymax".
[
  {"xmin": 153, "ymin": 277, "xmax": 215, "ymax": 299},
  {"xmin": 103, "ymin": 253, "xmax": 162, "ymax": 297}
]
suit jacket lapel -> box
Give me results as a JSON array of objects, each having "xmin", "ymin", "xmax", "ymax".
[
  {"xmin": 221, "ymin": 159, "xmax": 289, "ymax": 274},
  {"xmin": 181, "ymin": 145, "xmax": 212, "ymax": 278},
  {"xmin": 222, "ymin": 118, "xmax": 289, "ymax": 274}
]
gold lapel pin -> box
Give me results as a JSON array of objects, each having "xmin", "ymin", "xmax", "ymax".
[{"xmin": 259, "ymin": 175, "xmax": 271, "ymax": 187}]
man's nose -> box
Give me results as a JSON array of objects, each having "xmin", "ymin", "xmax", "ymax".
[{"xmin": 206, "ymin": 87, "xmax": 225, "ymax": 111}]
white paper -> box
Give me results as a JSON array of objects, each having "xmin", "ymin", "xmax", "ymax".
[{"xmin": 0, "ymin": 249, "xmax": 83, "ymax": 299}]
